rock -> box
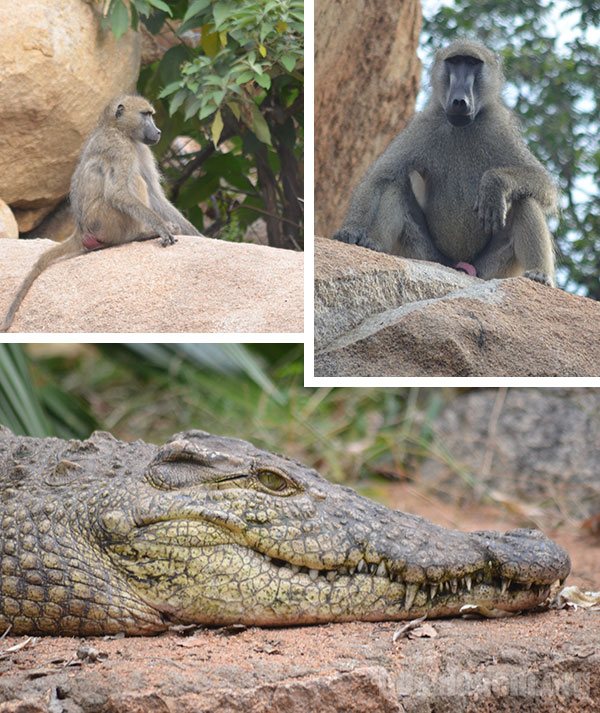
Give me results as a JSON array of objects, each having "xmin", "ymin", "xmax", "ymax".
[
  {"xmin": 314, "ymin": 238, "xmax": 600, "ymax": 377},
  {"xmin": 0, "ymin": 0, "xmax": 140, "ymax": 225},
  {"xmin": 420, "ymin": 388, "xmax": 600, "ymax": 519},
  {"xmin": 315, "ymin": 0, "xmax": 422, "ymax": 236},
  {"xmin": 0, "ymin": 200, "xmax": 18, "ymax": 239},
  {"xmin": 0, "ymin": 610, "xmax": 597, "ymax": 712},
  {"xmin": 0, "ymin": 236, "xmax": 303, "ymax": 333}
]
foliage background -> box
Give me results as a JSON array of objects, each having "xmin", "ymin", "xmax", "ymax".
[
  {"xmin": 0, "ymin": 344, "xmax": 444, "ymax": 489},
  {"xmin": 422, "ymin": 0, "xmax": 600, "ymax": 299},
  {"xmin": 106, "ymin": 0, "xmax": 303, "ymax": 250}
]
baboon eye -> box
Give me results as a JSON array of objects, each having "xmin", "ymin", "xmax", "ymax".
[
  {"xmin": 257, "ymin": 470, "xmax": 289, "ymax": 493},
  {"xmin": 115, "ymin": 104, "xmax": 125, "ymax": 118}
]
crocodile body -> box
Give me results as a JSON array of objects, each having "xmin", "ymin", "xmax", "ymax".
[{"xmin": 0, "ymin": 428, "xmax": 570, "ymax": 636}]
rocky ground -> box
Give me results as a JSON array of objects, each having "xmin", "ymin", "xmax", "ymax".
[{"xmin": 0, "ymin": 483, "xmax": 597, "ymax": 713}]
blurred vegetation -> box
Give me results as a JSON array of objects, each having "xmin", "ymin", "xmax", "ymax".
[
  {"xmin": 104, "ymin": 0, "xmax": 303, "ymax": 249},
  {"xmin": 423, "ymin": 0, "xmax": 600, "ymax": 299},
  {"xmin": 0, "ymin": 344, "xmax": 445, "ymax": 487}
]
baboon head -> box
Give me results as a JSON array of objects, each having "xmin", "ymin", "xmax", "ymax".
[
  {"xmin": 430, "ymin": 40, "xmax": 503, "ymax": 127},
  {"xmin": 106, "ymin": 95, "xmax": 162, "ymax": 145}
]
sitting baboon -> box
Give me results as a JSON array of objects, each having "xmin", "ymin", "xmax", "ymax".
[
  {"xmin": 334, "ymin": 39, "xmax": 558, "ymax": 286},
  {"xmin": 1, "ymin": 95, "xmax": 201, "ymax": 332}
]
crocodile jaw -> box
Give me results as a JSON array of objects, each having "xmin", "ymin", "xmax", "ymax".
[{"xmin": 111, "ymin": 522, "xmax": 568, "ymax": 626}]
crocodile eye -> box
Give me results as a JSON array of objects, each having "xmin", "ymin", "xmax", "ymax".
[{"xmin": 257, "ymin": 470, "xmax": 288, "ymax": 492}]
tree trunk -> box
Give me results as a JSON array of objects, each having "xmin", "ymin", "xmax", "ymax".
[{"xmin": 315, "ymin": 0, "xmax": 422, "ymax": 237}]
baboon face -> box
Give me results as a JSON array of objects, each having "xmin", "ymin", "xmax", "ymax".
[
  {"xmin": 443, "ymin": 54, "xmax": 483, "ymax": 127},
  {"xmin": 139, "ymin": 111, "xmax": 162, "ymax": 145},
  {"xmin": 114, "ymin": 97, "xmax": 162, "ymax": 145}
]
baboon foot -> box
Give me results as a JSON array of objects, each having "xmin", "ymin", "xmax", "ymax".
[
  {"xmin": 333, "ymin": 228, "xmax": 377, "ymax": 251},
  {"xmin": 524, "ymin": 270, "xmax": 553, "ymax": 286},
  {"xmin": 160, "ymin": 234, "xmax": 177, "ymax": 247}
]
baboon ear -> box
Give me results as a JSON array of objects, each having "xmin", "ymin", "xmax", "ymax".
[{"xmin": 115, "ymin": 104, "xmax": 125, "ymax": 118}]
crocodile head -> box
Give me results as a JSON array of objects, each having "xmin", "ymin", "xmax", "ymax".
[{"xmin": 97, "ymin": 431, "xmax": 571, "ymax": 626}]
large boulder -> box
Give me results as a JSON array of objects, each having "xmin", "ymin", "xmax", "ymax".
[
  {"xmin": 420, "ymin": 388, "xmax": 600, "ymax": 519},
  {"xmin": 0, "ymin": 0, "xmax": 141, "ymax": 229},
  {"xmin": 0, "ymin": 237, "xmax": 303, "ymax": 333},
  {"xmin": 315, "ymin": 238, "xmax": 600, "ymax": 377},
  {"xmin": 315, "ymin": 0, "xmax": 422, "ymax": 236},
  {"xmin": 0, "ymin": 200, "xmax": 18, "ymax": 239}
]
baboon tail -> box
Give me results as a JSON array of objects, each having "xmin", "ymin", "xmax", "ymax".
[{"xmin": 0, "ymin": 237, "xmax": 81, "ymax": 332}]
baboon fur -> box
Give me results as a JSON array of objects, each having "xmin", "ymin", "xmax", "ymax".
[
  {"xmin": 334, "ymin": 40, "xmax": 558, "ymax": 286},
  {"xmin": 1, "ymin": 95, "xmax": 201, "ymax": 332}
]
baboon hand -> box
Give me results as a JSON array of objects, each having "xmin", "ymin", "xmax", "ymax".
[
  {"xmin": 474, "ymin": 172, "xmax": 509, "ymax": 236},
  {"xmin": 333, "ymin": 227, "xmax": 378, "ymax": 251},
  {"xmin": 159, "ymin": 230, "xmax": 177, "ymax": 247}
]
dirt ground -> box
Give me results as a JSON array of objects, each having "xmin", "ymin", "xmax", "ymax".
[{"xmin": 0, "ymin": 483, "xmax": 598, "ymax": 713}]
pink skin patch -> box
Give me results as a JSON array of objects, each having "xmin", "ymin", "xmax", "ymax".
[
  {"xmin": 454, "ymin": 261, "xmax": 477, "ymax": 277},
  {"xmin": 82, "ymin": 233, "xmax": 104, "ymax": 251}
]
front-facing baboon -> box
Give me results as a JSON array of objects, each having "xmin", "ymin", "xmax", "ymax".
[
  {"xmin": 1, "ymin": 95, "xmax": 201, "ymax": 332},
  {"xmin": 334, "ymin": 39, "xmax": 558, "ymax": 286}
]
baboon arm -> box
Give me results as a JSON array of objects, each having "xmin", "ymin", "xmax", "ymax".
[
  {"xmin": 107, "ymin": 186, "xmax": 170, "ymax": 239},
  {"xmin": 137, "ymin": 150, "xmax": 201, "ymax": 236},
  {"xmin": 337, "ymin": 167, "xmax": 447, "ymax": 263},
  {"xmin": 149, "ymin": 188, "xmax": 201, "ymax": 236},
  {"xmin": 489, "ymin": 166, "xmax": 557, "ymax": 212}
]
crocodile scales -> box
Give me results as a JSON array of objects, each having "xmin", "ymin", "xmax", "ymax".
[{"xmin": 0, "ymin": 428, "xmax": 570, "ymax": 636}]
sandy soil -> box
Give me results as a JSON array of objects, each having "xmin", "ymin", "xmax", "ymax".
[{"xmin": 0, "ymin": 483, "xmax": 598, "ymax": 713}]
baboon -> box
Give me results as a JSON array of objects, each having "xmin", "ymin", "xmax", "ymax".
[
  {"xmin": 334, "ymin": 39, "xmax": 558, "ymax": 286},
  {"xmin": 1, "ymin": 95, "xmax": 201, "ymax": 332}
]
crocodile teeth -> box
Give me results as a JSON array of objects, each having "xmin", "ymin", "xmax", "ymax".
[
  {"xmin": 430, "ymin": 583, "xmax": 438, "ymax": 600},
  {"xmin": 326, "ymin": 571, "xmax": 337, "ymax": 583},
  {"xmin": 376, "ymin": 561, "xmax": 386, "ymax": 577},
  {"xmin": 450, "ymin": 578, "xmax": 458, "ymax": 594},
  {"xmin": 309, "ymin": 569, "xmax": 319, "ymax": 581},
  {"xmin": 404, "ymin": 583, "xmax": 419, "ymax": 610},
  {"xmin": 501, "ymin": 578, "xmax": 511, "ymax": 594},
  {"xmin": 291, "ymin": 564, "xmax": 300, "ymax": 574},
  {"xmin": 339, "ymin": 567, "xmax": 349, "ymax": 576},
  {"xmin": 369, "ymin": 563, "xmax": 377, "ymax": 575},
  {"xmin": 357, "ymin": 559, "xmax": 367, "ymax": 574},
  {"xmin": 524, "ymin": 582, "xmax": 531, "ymax": 590},
  {"xmin": 348, "ymin": 567, "xmax": 356, "ymax": 576},
  {"xmin": 465, "ymin": 576, "xmax": 472, "ymax": 592}
]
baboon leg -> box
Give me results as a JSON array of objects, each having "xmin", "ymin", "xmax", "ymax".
[
  {"xmin": 371, "ymin": 184, "xmax": 447, "ymax": 262},
  {"xmin": 510, "ymin": 197, "xmax": 555, "ymax": 285},
  {"xmin": 473, "ymin": 227, "xmax": 518, "ymax": 280},
  {"xmin": 368, "ymin": 185, "xmax": 405, "ymax": 254},
  {"xmin": 475, "ymin": 198, "xmax": 555, "ymax": 285}
]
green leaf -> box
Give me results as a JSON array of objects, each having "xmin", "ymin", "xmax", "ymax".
[
  {"xmin": 146, "ymin": 0, "xmax": 172, "ymax": 15},
  {"xmin": 169, "ymin": 89, "xmax": 187, "ymax": 116},
  {"xmin": 213, "ymin": 1, "xmax": 235, "ymax": 29},
  {"xmin": 182, "ymin": 0, "xmax": 211, "ymax": 24},
  {"xmin": 109, "ymin": 0, "xmax": 130, "ymax": 40},
  {"xmin": 255, "ymin": 73, "xmax": 271, "ymax": 90},
  {"xmin": 211, "ymin": 109, "xmax": 224, "ymax": 146},
  {"xmin": 235, "ymin": 71, "xmax": 254, "ymax": 84},
  {"xmin": 280, "ymin": 54, "xmax": 296, "ymax": 72},
  {"xmin": 199, "ymin": 102, "xmax": 217, "ymax": 120},
  {"xmin": 184, "ymin": 96, "xmax": 203, "ymax": 120},
  {"xmin": 250, "ymin": 104, "xmax": 272, "ymax": 145},
  {"xmin": 227, "ymin": 101, "xmax": 241, "ymax": 120},
  {"xmin": 158, "ymin": 81, "xmax": 181, "ymax": 98}
]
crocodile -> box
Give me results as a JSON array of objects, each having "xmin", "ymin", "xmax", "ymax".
[{"xmin": 0, "ymin": 427, "xmax": 570, "ymax": 636}]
